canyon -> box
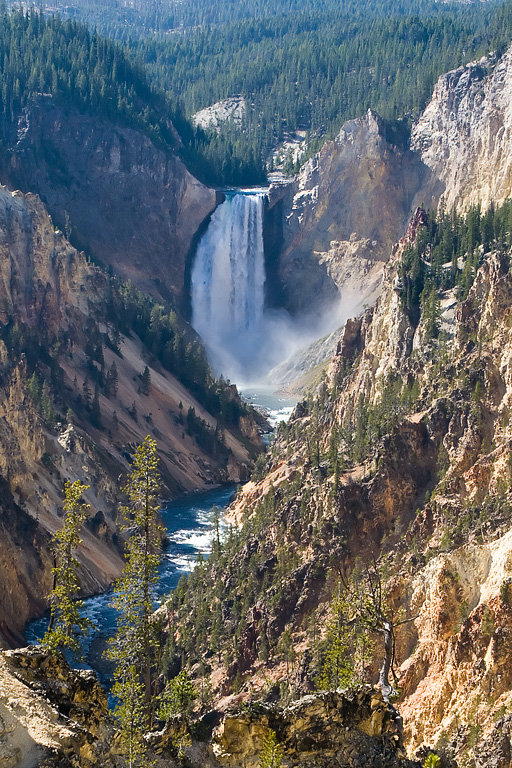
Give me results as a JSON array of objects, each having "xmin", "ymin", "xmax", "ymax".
[
  {"xmin": 0, "ymin": 182, "xmax": 261, "ymax": 649},
  {"xmin": 5, "ymin": 29, "xmax": 512, "ymax": 768},
  {"xmin": 159, "ymin": 42, "xmax": 512, "ymax": 768}
]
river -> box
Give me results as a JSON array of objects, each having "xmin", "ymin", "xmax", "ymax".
[{"xmin": 25, "ymin": 388, "xmax": 296, "ymax": 678}]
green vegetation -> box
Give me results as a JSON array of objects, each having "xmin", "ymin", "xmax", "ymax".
[
  {"xmin": 107, "ymin": 437, "xmax": 163, "ymax": 762},
  {"xmin": 139, "ymin": 1, "xmax": 512, "ymax": 184},
  {"xmin": 5, "ymin": 0, "xmax": 512, "ymax": 188},
  {"xmin": 259, "ymin": 729, "xmax": 283, "ymax": 768},
  {"xmin": 11, "ymin": 1, "xmax": 512, "ymax": 184},
  {"xmin": 0, "ymin": 7, "xmax": 184, "ymax": 150},
  {"xmin": 158, "ymin": 669, "xmax": 197, "ymax": 722},
  {"xmin": 400, "ymin": 199, "xmax": 512, "ymax": 330},
  {"xmin": 42, "ymin": 481, "xmax": 92, "ymax": 657},
  {"xmin": 315, "ymin": 585, "xmax": 359, "ymax": 691}
]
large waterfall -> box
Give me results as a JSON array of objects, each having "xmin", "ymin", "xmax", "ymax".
[{"xmin": 191, "ymin": 191, "xmax": 268, "ymax": 381}]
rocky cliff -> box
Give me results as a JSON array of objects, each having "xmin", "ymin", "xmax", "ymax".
[
  {"xmin": 1, "ymin": 95, "xmax": 217, "ymax": 306},
  {"xmin": 0, "ymin": 184, "xmax": 260, "ymax": 648},
  {"xmin": 0, "ymin": 648, "xmax": 417, "ymax": 768},
  {"xmin": 268, "ymin": 110, "xmax": 422, "ymax": 323},
  {"xmin": 164, "ymin": 199, "xmax": 512, "ymax": 766},
  {"xmin": 411, "ymin": 47, "xmax": 512, "ymax": 213},
  {"xmin": 270, "ymin": 42, "xmax": 512, "ymax": 336}
]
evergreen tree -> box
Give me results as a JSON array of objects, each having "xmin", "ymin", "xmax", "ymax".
[
  {"xmin": 42, "ymin": 481, "xmax": 92, "ymax": 657},
  {"xmin": 105, "ymin": 360, "xmax": 118, "ymax": 397},
  {"xmin": 107, "ymin": 436, "xmax": 163, "ymax": 762},
  {"xmin": 27, "ymin": 372, "xmax": 40, "ymax": 405},
  {"xmin": 259, "ymin": 729, "xmax": 283, "ymax": 768},
  {"xmin": 316, "ymin": 586, "xmax": 355, "ymax": 692},
  {"xmin": 141, "ymin": 365, "xmax": 151, "ymax": 395},
  {"xmin": 40, "ymin": 380, "xmax": 56, "ymax": 427},
  {"xmin": 158, "ymin": 669, "xmax": 197, "ymax": 722}
]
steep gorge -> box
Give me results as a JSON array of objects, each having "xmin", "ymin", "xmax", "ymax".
[
  {"xmin": 0, "ymin": 184, "xmax": 261, "ymax": 648},
  {"xmin": 268, "ymin": 42, "xmax": 512, "ymax": 342},
  {"xmin": 8, "ymin": 26, "xmax": 512, "ymax": 768},
  {"xmin": 0, "ymin": 96, "xmax": 218, "ymax": 306}
]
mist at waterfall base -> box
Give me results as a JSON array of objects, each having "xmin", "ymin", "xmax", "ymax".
[{"xmin": 191, "ymin": 190, "xmax": 346, "ymax": 385}]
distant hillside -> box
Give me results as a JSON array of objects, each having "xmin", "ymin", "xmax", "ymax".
[{"xmin": 20, "ymin": 0, "xmax": 512, "ymax": 185}]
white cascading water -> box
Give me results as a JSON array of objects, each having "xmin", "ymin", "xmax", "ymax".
[{"xmin": 191, "ymin": 191, "xmax": 267, "ymax": 380}]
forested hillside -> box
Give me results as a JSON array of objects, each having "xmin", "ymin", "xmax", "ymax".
[
  {"xmin": 22, "ymin": 0, "xmax": 512, "ymax": 184},
  {"xmin": 0, "ymin": 9, "xmax": 188, "ymax": 150}
]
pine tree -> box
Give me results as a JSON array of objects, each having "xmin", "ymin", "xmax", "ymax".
[
  {"xmin": 259, "ymin": 729, "xmax": 283, "ymax": 768},
  {"xmin": 42, "ymin": 481, "xmax": 92, "ymax": 657},
  {"xmin": 27, "ymin": 372, "xmax": 40, "ymax": 405},
  {"xmin": 40, "ymin": 380, "xmax": 56, "ymax": 427},
  {"xmin": 141, "ymin": 365, "xmax": 151, "ymax": 395},
  {"xmin": 158, "ymin": 669, "xmax": 197, "ymax": 722},
  {"xmin": 316, "ymin": 586, "xmax": 355, "ymax": 692},
  {"xmin": 107, "ymin": 436, "xmax": 163, "ymax": 763}
]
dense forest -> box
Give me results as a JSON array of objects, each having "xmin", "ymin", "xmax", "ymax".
[
  {"xmin": 17, "ymin": 0, "xmax": 512, "ymax": 184},
  {"xmin": 0, "ymin": 8, "xmax": 192, "ymax": 150}
]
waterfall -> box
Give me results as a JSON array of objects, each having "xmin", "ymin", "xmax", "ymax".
[{"xmin": 191, "ymin": 191, "xmax": 267, "ymax": 380}]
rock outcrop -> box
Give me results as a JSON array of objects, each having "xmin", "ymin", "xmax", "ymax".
[
  {"xmin": 411, "ymin": 48, "xmax": 512, "ymax": 213},
  {"xmin": 0, "ymin": 648, "xmax": 118, "ymax": 768},
  {"xmin": 213, "ymin": 688, "xmax": 417, "ymax": 768},
  {"xmin": 1, "ymin": 95, "xmax": 217, "ymax": 306},
  {"xmin": 0, "ymin": 652, "xmax": 418, "ymax": 768}
]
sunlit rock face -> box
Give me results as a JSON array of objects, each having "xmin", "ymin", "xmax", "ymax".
[
  {"xmin": 412, "ymin": 48, "xmax": 512, "ymax": 213},
  {"xmin": 268, "ymin": 109, "xmax": 425, "ymax": 323},
  {"xmin": 268, "ymin": 43, "xmax": 512, "ymax": 336}
]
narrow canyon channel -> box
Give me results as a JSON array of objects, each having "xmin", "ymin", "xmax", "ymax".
[
  {"xmin": 25, "ymin": 180, "xmax": 298, "ymax": 683},
  {"xmin": 24, "ymin": 390, "xmax": 296, "ymax": 683}
]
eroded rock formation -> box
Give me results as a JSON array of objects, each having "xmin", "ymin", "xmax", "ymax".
[
  {"xmin": 268, "ymin": 110, "xmax": 422, "ymax": 321},
  {"xmin": 0, "ymin": 650, "xmax": 418, "ymax": 768},
  {"xmin": 269, "ymin": 43, "xmax": 512, "ymax": 331}
]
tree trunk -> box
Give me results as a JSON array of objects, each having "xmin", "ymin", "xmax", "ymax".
[{"xmin": 378, "ymin": 621, "xmax": 394, "ymax": 702}]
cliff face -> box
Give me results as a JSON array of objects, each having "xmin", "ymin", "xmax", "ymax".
[
  {"xmin": 0, "ymin": 184, "xmax": 259, "ymax": 647},
  {"xmin": 411, "ymin": 48, "xmax": 512, "ymax": 213},
  {"xmin": 268, "ymin": 110, "xmax": 423, "ymax": 322},
  {"xmin": 167, "ymin": 200, "xmax": 512, "ymax": 766},
  {"xmin": 271, "ymin": 43, "xmax": 512, "ymax": 329},
  {"xmin": 1, "ymin": 96, "xmax": 217, "ymax": 305}
]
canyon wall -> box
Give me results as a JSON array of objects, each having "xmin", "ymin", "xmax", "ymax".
[
  {"xmin": 411, "ymin": 47, "xmax": 512, "ymax": 212},
  {"xmin": 1, "ymin": 95, "xmax": 217, "ymax": 306},
  {"xmin": 268, "ymin": 110, "xmax": 422, "ymax": 323},
  {"xmin": 213, "ymin": 210, "xmax": 512, "ymax": 765},
  {"xmin": 270, "ymin": 43, "xmax": 512, "ymax": 329},
  {"xmin": 0, "ymin": 184, "xmax": 259, "ymax": 647}
]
